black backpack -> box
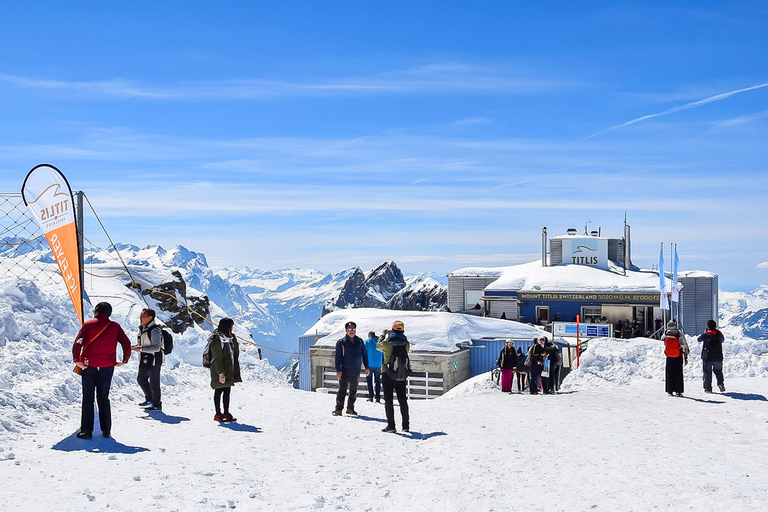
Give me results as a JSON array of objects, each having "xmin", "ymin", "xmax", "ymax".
[
  {"xmin": 152, "ymin": 326, "xmax": 174, "ymax": 355},
  {"xmin": 386, "ymin": 344, "xmax": 412, "ymax": 382},
  {"xmin": 202, "ymin": 337, "xmax": 213, "ymax": 368}
]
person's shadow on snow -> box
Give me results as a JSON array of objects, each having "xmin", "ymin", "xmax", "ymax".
[
  {"xmin": 400, "ymin": 431, "xmax": 447, "ymax": 440},
  {"xmin": 52, "ymin": 432, "xmax": 149, "ymax": 454},
  {"xmin": 141, "ymin": 409, "xmax": 191, "ymax": 425},
  {"xmin": 723, "ymin": 392, "xmax": 767, "ymax": 401},
  {"xmin": 678, "ymin": 395, "xmax": 726, "ymax": 404},
  {"xmin": 218, "ymin": 422, "xmax": 261, "ymax": 433},
  {"xmin": 350, "ymin": 414, "xmax": 387, "ymax": 424}
]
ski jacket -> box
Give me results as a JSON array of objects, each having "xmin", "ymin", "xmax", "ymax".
[
  {"xmin": 530, "ymin": 342, "xmax": 546, "ymax": 367},
  {"xmin": 364, "ymin": 336, "xmax": 383, "ymax": 369},
  {"xmin": 697, "ymin": 329, "xmax": 724, "ymax": 362},
  {"xmin": 335, "ymin": 335, "xmax": 369, "ymax": 373},
  {"xmin": 73, "ymin": 314, "xmax": 131, "ymax": 368},
  {"xmin": 497, "ymin": 346, "xmax": 518, "ymax": 369},
  {"xmin": 209, "ymin": 332, "xmax": 242, "ymax": 389},
  {"xmin": 137, "ymin": 320, "xmax": 163, "ymax": 354},
  {"xmin": 377, "ymin": 331, "xmax": 410, "ymax": 371}
]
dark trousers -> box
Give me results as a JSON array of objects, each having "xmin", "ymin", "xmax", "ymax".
[
  {"xmin": 336, "ymin": 371, "xmax": 360, "ymax": 411},
  {"xmin": 137, "ymin": 352, "xmax": 162, "ymax": 407},
  {"xmin": 665, "ymin": 356, "xmax": 684, "ymax": 394},
  {"xmin": 366, "ymin": 367, "xmax": 382, "ymax": 400},
  {"xmin": 546, "ymin": 364, "xmax": 560, "ymax": 393},
  {"xmin": 382, "ymin": 373, "xmax": 409, "ymax": 430},
  {"xmin": 214, "ymin": 387, "xmax": 231, "ymax": 414},
  {"xmin": 702, "ymin": 361, "xmax": 724, "ymax": 391},
  {"xmin": 529, "ymin": 364, "xmax": 542, "ymax": 394},
  {"xmin": 80, "ymin": 366, "xmax": 114, "ymax": 435}
]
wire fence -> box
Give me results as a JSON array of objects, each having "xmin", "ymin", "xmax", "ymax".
[{"xmin": 0, "ymin": 193, "xmax": 61, "ymax": 285}]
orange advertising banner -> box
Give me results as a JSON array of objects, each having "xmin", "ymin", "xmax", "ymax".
[{"xmin": 21, "ymin": 164, "xmax": 84, "ymax": 324}]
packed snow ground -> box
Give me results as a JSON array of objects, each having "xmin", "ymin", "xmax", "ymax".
[{"xmin": 1, "ymin": 363, "xmax": 767, "ymax": 511}]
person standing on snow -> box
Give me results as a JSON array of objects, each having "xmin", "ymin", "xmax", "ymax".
[
  {"xmin": 663, "ymin": 320, "xmax": 689, "ymax": 397},
  {"xmin": 544, "ymin": 340, "xmax": 561, "ymax": 394},
  {"xmin": 528, "ymin": 337, "xmax": 547, "ymax": 395},
  {"xmin": 365, "ymin": 330, "xmax": 383, "ymax": 403},
  {"xmin": 496, "ymin": 340, "xmax": 518, "ymax": 393},
  {"xmin": 698, "ymin": 319, "xmax": 726, "ymax": 393},
  {"xmin": 378, "ymin": 320, "xmax": 411, "ymax": 433},
  {"xmin": 209, "ymin": 318, "xmax": 242, "ymax": 422},
  {"xmin": 132, "ymin": 308, "xmax": 163, "ymax": 411},
  {"xmin": 515, "ymin": 347, "xmax": 528, "ymax": 393},
  {"xmin": 333, "ymin": 321, "xmax": 369, "ymax": 416},
  {"xmin": 73, "ymin": 302, "xmax": 132, "ymax": 439}
]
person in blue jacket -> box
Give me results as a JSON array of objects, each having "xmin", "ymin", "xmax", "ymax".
[
  {"xmin": 365, "ymin": 331, "xmax": 383, "ymax": 402},
  {"xmin": 333, "ymin": 321, "xmax": 369, "ymax": 416}
]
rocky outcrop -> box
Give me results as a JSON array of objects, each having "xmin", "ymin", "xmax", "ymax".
[
  {"xmin": 323, "ymin": 262, "xmax": 446, "ymax": 315},
  {"xmin": 387, "ymin": 275, "xmax": 448, "ymax": 311},
  {"xmin": 127, "ymin": 269, "xmax": 210, "ymax": 334}
]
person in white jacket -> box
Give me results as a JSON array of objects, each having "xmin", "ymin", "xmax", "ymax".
[{"xmin": 132, "ymin": 308, "xmax": 164, "ymax": 411}]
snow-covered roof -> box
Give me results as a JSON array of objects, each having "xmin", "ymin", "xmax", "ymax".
[
  {"xmin": 305, "ymin": 308, "xmax": 547, "ymax": 352},
  {"xmin": 678, "ymin": 270, "xmax": 717, "ymax": 279},
  {"xmin": 485, "ymin": 260, "xmax": 667, "ymax": 294},
  {"xmin": 448, "ymin": 266, "xmax": 511, "ymax": 278}
]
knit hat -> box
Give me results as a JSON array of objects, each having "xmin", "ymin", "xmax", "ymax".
[
  {"xmin": 391, "ymin": 320, "xmax": 405, "ymax": 332},
  {"xmin": 667, "ymin": 320, "xmax": 677, "ymax": 329}
]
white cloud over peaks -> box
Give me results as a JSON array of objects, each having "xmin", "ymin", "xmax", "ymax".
[{"xmin": 757, "ymin": 262, "xmax": 768, "ymax": 271}]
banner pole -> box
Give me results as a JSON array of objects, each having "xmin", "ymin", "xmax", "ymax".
[{"xmin": 75, "ymin": 190, "xmax": 85, "ymax": 322}]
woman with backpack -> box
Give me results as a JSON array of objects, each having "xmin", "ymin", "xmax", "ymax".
[
  {"xmin": 663, "ymin": 320, "xmax": 689, "ymax": 397},
  {"xmin": 377, "ymin": 320, "xmax": 411, "ymax": 434},
  {"xmin": 208, "ymin": 318, "xmax": 242, "ymax": 421}
]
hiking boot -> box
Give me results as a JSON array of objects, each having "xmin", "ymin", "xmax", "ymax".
[
  {"xmin": 214, "ymin": 413, "xmax": 225, "ymax": 422},
  {"xmin": 222, "ymin": 413, "xmax": 236, "ymax": 422},
  {"xmin": 346, "ymin": 409, "xmax": 358, "ymax": 416},
  {"xmin": 332, "ymin": 410, "xmax": 342, "ymax": 416},
  {"xmin": 375, "ymin": 398, "xmax": 381, "ymax": 403},
  {"xmin": 145, "ymin": 405, "xmax": 162, "ymax": 411},
  {"xmin": 704, "ymin": 389, "xmax": 713, "ymax": 394},
  {"xmin": 675, "ymin": 392, "xmax": 683, "ymax": 397},
  {"xmin": 402, "ymin": 426, "xmax": 410, "ymax": 433},
  {"xmin": 101, "ymin": 431, "xmax": 111, "ymax": 438},
  {"xmin": 367, "ymin": 397, "xmax": 373, "ymax": 402},
  {"xmin": 138, "ymin": 400, "xmax": 152, "ymax": 407},
  {"xmin": 382, "ymin": 426, "xmax": 397, "ymax": 433},
  {"xmin": 718, "ymin": 384, "xmax": 726, "ymax": 392},
  {"xmin": 76, "ymin": 431, "xmax": 92, "ymax": 439}
]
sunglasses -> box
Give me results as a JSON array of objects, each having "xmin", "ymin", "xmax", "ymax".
[{"xmin": 346, "ymin": 327, "xmax": 356, "ymax": 331}]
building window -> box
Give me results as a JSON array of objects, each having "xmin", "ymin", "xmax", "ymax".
[
  {"xmin": 582, "ymin": 306, "xmax": 602, "ymax": 323},
  {"xmin": 465, "ymin": 290, "xmax": 482, "ymax": 310},
  {"xmin": 536, "ymin": 306, "xmax": 549, "ymax": 324}
]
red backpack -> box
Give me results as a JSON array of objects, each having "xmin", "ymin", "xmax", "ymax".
[{"xmin": 664, "ymin": 336, "xmax": 681, "ymax": 358}]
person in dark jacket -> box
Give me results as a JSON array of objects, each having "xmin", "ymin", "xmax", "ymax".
[
  {"xmin": 209, "ymin": 318, "xmax": 242, "ymax": 422},
  {"xmin": 378, "ymin": 320, "xmax": 411, "ymax": 433},
  {"xmin": 529, "ymin": 337, "xmax": 547, "ymax": 395},
  {"xmin": 663, "ymin": 320, "xmax": 689, "ymax": 396},
  {"xmin": 698, "ymin": 319, "xmax": 726, "ymax": 393},
  {"xmin": 132, "ymin": 308, "xmax": 163, "ymax": 411},
  {"xmin": 515, "ymin": 347, "xmax": 528, "ymax": 392},
  {"xmin": 544, "ymin": 340, "xmax": 561, "ymax": 394},
  {"xmin": 72, "ymin": 302, "xmax": 131, "ymax": 439},
  {"xmin": 333, "ymin": 321, "xmax": 369, "ymax": 416},
  {"xmin": 365, "ymin": 330, "xmax": 383, "ymax": 402},
  {"xmin": 496, "ymin": 340, "xmax": 518, "ymax": 393}
]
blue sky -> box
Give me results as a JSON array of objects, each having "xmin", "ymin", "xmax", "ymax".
[{"xmin": 1, "ymin": 2, "xmax": 766, "ymax": 291}]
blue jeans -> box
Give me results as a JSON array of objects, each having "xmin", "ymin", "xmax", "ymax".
[
  {"xmin": 366, "ymin": 367, "xmax": 381, "ymax": 400},
  {"xmin": 80, "ymin": 366, "xmax": 114, "ymax": 435},
  {"xmin": 702, "ymin": 360, "xmax": 724, "ymax": 391}
]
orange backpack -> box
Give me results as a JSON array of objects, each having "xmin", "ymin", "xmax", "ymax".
[{"xmin": 664, "ymin": 336, "xmax": 681, "ymax": 358}]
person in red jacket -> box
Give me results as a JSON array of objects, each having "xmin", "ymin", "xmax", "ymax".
[{"xmin": 72, "ymin": 302, "xmax": 131, "ymax": 439}]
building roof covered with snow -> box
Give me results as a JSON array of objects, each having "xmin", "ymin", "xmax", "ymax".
[{"xmin": 304, "ymin": 308, "xmax": 547, "ymax": 353}]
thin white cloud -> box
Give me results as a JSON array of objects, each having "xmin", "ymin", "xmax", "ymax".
[
  {"xmin": 586, "ymin": 82, "xmax": 768, "ymax": 139},
  {"xmin": 0, "ymin": 65, "xmax": 567, "ymax": 100},
  {"xmin": 757, "ymin": 262, "xmax": 768, "ymax": 271}
]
